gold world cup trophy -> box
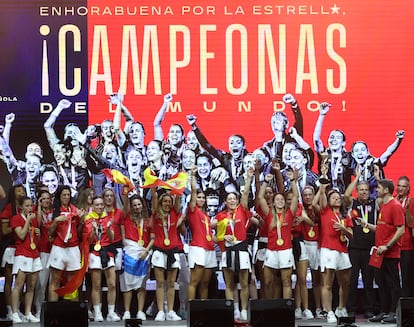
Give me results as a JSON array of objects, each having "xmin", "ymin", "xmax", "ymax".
[{"xmin": 319, "ymin": 151, "xmax": 330, "ymax": 184}]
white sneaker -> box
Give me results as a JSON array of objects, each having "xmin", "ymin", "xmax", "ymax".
[
  {"xmin": 302, "ymin": 309, "xmax": 314, "ymax": 320},
  {"xmin": 25, "ymin": 312, "xmax": 40, "ymax": 323},
  {"xmin": 106, "ymin": 312, "xmax": 121, "ymax": 322},
  {"xmin": 295, "ymin": 308, "xmax": 302, "ymax": 319},
  {"xmin": 122, "ymin": 311, "xmax": 131, "ymax": 320},
  {"xmin": 136, "ymin": 311, "xmax": 146, "ymax": 321},
  {"xmin": 94, "ymin": 311, "xmax": 104, "ymax": 322},
  {"xmin": 240, "ymin": 309, "xmax": 248, "ymax": 321},
  {"xmin": 166, "ymin": 310, "xmax": 182, "ymax": 321},
  {"xmin": 6, "ymin": 312, "xmax": 13, "ymax": 321},
  {"xmin": 12, "ymin": 312, "xmax": 22, "ymax": 324},
  {"xmin": 88, "ymin": 310, "xmax": 94, "ymax": 320},
  {"xmin": 154, "ymin": 311, "xmax": 165, "ymax": 321},
  {"xmin": 334, "ymin": 307, "xmax": 348, "ymax": 318},
  {"xmin": 327, "ymin": 311, "xmax": 337, "ymax": 324},
  {"xmin": 234, "ymin": 309, "xmax": 241, "ymax": 320}
]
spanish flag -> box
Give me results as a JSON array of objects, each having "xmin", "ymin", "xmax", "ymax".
[
  {"xmin": 141, "ymin": 167, "xmax": 188, "ymax": 195},
  {"xmin": 102, "ymin": 168, "xmax": 135, "ymax": 190},
  {"xmin": 216, "ymin": 218, "xmax": 229, "ymax": 242}
]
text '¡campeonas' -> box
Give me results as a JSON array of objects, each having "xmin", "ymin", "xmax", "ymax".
[{"xmin": 41, "ymin": 24, "xmax": 346, "ymax": 97}]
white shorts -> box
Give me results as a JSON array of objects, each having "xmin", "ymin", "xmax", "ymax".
[
  {"xmin": 304, "ymin": 241, "xmax": 320, "ymax": 270},
  {"xmin": 88, "ymin": 253, "xmax": 115, "ymax": 270},
  {"xmin": 319, "ymin": 248, "xmax": 351, "ymax": 272},
  {"xmin": 47, "ymin": 245, "xmax": 81, "ymax": 271},
  {"xmin": 188, "ymin": 246, "xmax": 217, "ymax": 269},
  {"xmin": 114, "ymin": 248, "xmax": 123, "ymax": 271},
  {"xmin": 151, "ymin": 250, "xmax": 181, "ymax": 270},
  {"xmin": 12, "ymin": 255, "xmax": 43, "ymax": 275},
  {"xmin": 220, "ymin": 250, "xmax": 251, "ymax": 272},
  {"xmin": 264, "ymin": 248, "xmax": 295, "ymax": 269},
  {"xmin": 297, "ymin": 241, "xmax": 309, "ymax": 262},
  {"xmin": 1, "ymin": 247, "xmax": 15, "ymax": 267}
]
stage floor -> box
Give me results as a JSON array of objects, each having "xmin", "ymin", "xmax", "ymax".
[{"xmin": 5, "ymin": 315, "xmax": 396, "ymax": 327}]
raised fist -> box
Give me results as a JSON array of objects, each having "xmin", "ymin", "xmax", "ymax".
[
  {"xmin": 186, "ymin": 114, "xmax": 197, "ymax": 126},
  {"xmin": 282, "ymin": 93, "xmax": 296, "ymax": 104},
  {"xmin": 57, "ymin": 99, "xmax": 72, "ymax": 109},
  {"xmin": 5, "ymin": 113, "xmax": 15, "ymax": 124},
  {"xmin": 396, "ymin": 130, "xmax": 405, "ymax": 139},
  {"xmin": 164, "ymin": 93, "xmax": 173, "ymax": 103},
  {"xmin": 319, "ymin": 102, "xmax": 331, "ymax": 115}
]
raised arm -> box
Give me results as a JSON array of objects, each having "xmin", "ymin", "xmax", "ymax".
[
  {"xmin": 3, "ymin": 113, "xmax": 15, "ymax": 144},
  {"xmin": 378, "ymin": 130, "xmax": 404, "ymax": 165},
  {"xmin": 283, "ymin": 93, "xmax": 303, "ymax": 136},
  {"xmin": 344, "ymin": 167, "xmax": 361, "ymax": 208},
  {"xmin": 153, "ymin": 93, "xmax": 173, "ymax": 141},
  {"xmin": 240, "ymin": 167, "xmax": 254, "ymax": 209},
  {"xmin": 289, "ymin": 171, "xmax": 300, "ymax": 214},
  {"xmin": 313, "ymin": 102, "xmax": 331, "ymax": 153},
  {"xmin": 188, "ymin": 166, "xmax": 198, "ymax": 212},
  {"xmin": 258, "ymin": 173, "xmax": 273, "ymax": 216},
  {"xmin": 43, "ymin": 99, "xmax": 72, "ymax": 147}
]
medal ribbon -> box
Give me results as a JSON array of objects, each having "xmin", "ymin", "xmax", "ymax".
[
  {"xmin": 276, "ymin": 212, "xmax": 283, "ymax": 241},
  {"xmin": 162, "ymin": 214, "xmax": 170, "ymax": 241}
]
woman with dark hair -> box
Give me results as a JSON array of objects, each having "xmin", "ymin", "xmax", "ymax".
[
  {"xmin": 312, "ymin": 183, "xmax": 353, "ymax": 324},
  {"xmin": 1, "ymin": 184, "xmax": 26, "ymax": 319},
  {"xmin": 257, "ymin": 171, "xmax": 299, "ymax": 301},
  {"xmin": 46, "ymin": 185, "xmax": 85, "ymax": 302},
  {"xmin": 33, "ymin": 189, "xmax": 54, "ymax": 318},
  {"xmin": 150, "ymin": 187, "xmax": 184, "ymax": 322},
  {"xmin": 120, "ymin": 194, "xmax": 154, "ymax": 321},
  {"xmin": 186, "ymin": 167, "xmax": 217, "ymax": 300},
  {"xmin": 215, "ymin": 168, "xmax": 255, "ymax": 322},
  {"xmin": 10, "ymin": 196, "xmax": 41, "ymax": 323}
]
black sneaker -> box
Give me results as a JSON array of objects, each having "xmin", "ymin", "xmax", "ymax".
[
  {"xmin": 368, "ymin": 312, "xmax": 386, "ymax": 322},
  {"xmin": 382, "ymin": 312, "xmax": 396, "ymax": 324},
  {"xmin": 364, "ymin": 311, "xmax": 375, "ymax": 319}
]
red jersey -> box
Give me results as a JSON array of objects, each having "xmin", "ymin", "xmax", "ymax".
[
  {"xmin": 298, "ymin": 205, "xmax": 320, "ymax": 242},
  {"xmin": 398, "ymin": 196, "xmax": 414, "ymax": 251},
  {"xmin": 152, "ymin": 208, "xmax": 183, "ymax": 250},
  {"xmin": 255, "ymin": 205, "xmax": 269, "ymax": 238},
  {"xmin": 216, "ymin": 205, "xmax": 252, "ymax": 251},
  {"xmin": 376, "ymin": 198, "xmax": 405, "ymax": 258},
  {"xmin": 37, "ymin": 207, "xmax": 54, "ymax": 253},
  {"xmin": 52, "ymin": 204, "xmax": 81, "ymax": 248},
  {"xmin": 122, "ymin": 213, "xmax": 152, "ymax": 247},
  {"xmin": 0, "ymin": 202, "xmax": 18, "ymax": 247},
  {"xmin": 187, "ymin": 206, "xmax": 215, "ymax": 251},
  {"xmin": 84, "ymin": 211, "xmax": 113, "ymax": 256},
  {"xmin": 10, "ymin": 213, "xmax": 39, "ymax": 258},
  {"xmin": 266, "ymin": 208, "xmax": 294, "ymax": 251},
  {"xmin": 319, "ymin": 206, "xmax": 353, "ymax": 253},
  {"xmin": 105, "ymin": 208, "xmax": 123, "ymax": 244}
]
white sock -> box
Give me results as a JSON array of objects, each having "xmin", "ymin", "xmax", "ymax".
[
  {"xmin": 108, "ymin": 304, "xmax": 115, "ymax": 315},
  {"xmin": 93, "ymin": 304, "xmax": 101, "ymax": 314},
  {"xmin": 234, "ymin": 302, "xmax": 239, "ymax": 311}
]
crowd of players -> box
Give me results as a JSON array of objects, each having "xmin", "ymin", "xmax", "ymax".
[{"xmin": 0, "ymin": 92, "xmax": 411, "ymax": 325}]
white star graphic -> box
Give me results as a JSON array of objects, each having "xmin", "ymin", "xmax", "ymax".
[{"xmin": 331, "ymin": 4, "xmax": 340, "ymax": 14}]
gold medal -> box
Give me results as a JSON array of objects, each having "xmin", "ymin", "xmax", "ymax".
[
  {"xmin": 69, "ymin": 233, "xmax": 72, "ymax": 239},
  {"xmin": 30, "ymin": 242, "xmax": 36, "ymax": 250},
  {"xmin": 137, "ymin": 240, "xmax": 145, "ymax": 247},
  {"xmin": 164, "ymin": 239, "xmax": 171, "ymax": 246},
  {"xmin": 94, "ymin": 243, "xmax": 102, "ymax": 251},
  {"xmin": 340, "ymin": 235, "xmax": 346, "ymax": 242},
  {"xmin": 277, "ymin": 239, "xmax": 284, "ymax": 246},
  {"xmin": 308, "ymin": 230, "xmax": 315, "ymax": 238},
  {"xmin": 206, "ymin": 235, "xmax": 212, "ymax": 241},
  {"xmin": 363, "ymin": 227, "xmax": 370, "ymax": 234}
]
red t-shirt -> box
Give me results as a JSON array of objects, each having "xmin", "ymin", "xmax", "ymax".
[
  {"xmin": 216, "ymin": 205, "xmax": 252, "ymax": 251},
  {"xmin": 266, "ymin": 208, "xmax": 294, "ymax": 251},
  {"xmin": 152, "ymin": 208, "xmax": 183, "ymax": 250},
  {"xmin": 376, "ymin": 198, "xmax": 405, "ymax": 258},
  {"xmin": 297, "ymin": 205, "xmax": 320, "ymax": 242},
  {"xmin": 187, "ymin": 206, "xmax": 215, "ymax": 250},
  {"xmin": 52, "ymin": 204, "xmax": 81, "ymax": 248},
  {"xmin": 398, "ymin": 196, "xmax": 414, "ymax": 251},
  {"xmin": 319, "ymin": 206, "xmax": 353, "ymax": 253},
  {"xmin": 10, "ymin": 213, "xmax": 40, "ymax": 258},
  {"xmin": 106, "ymin": 208, "xmax": 123, "ymax": 244},
  {"xmin": 122, "ymin": 213, "xmax": 152, "ymax": 247},
  {"xmin": 0, "ymin": 203, "xmax": 17, "ymax": 247}
]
